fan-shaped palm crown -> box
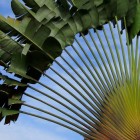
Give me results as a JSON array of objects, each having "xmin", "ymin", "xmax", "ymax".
[{"xmin": 0, "ymin": 0, "xmax": 140, "ymax": 140}]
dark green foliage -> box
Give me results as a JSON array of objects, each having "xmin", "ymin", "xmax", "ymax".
[{"xmin": 0, "ymin": 0, "xmax": 140, "ymax": 124}]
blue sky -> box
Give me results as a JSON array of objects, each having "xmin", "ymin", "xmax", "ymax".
[{"xmin": 0, "ymin": 1, "xmax": 83, "ymax": 140}]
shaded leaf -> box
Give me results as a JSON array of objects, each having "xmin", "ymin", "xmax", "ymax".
[
  {"xmin": 22, "ymin": 43, "xmax": 30, "ymax": 55},
  {"xmin": 8, "ymin": 99, "xmax": 24, "ymax": 105},
  {"xmin": 0, "ymin": 74, "xmax": 27, "ymax": 87},
  {"xmin": 0, "ymin": 107, "xmax": 19, "ymax": 117},
  {"xmin": 11, "ymin": 0, "xmax": 27, "ymax": 18},
  {"xmin": 8, "ymin": 53, "xmax": 28, "ymax": 77},
  {"xmin": 129, "ymin": 4, "xmax": 140, "ymax": 41}
]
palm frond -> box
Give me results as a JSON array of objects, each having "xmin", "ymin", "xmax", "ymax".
[
  {"xmin": 0, "ymin": 0, "xmax": 140, "ymax": 139},
  {"xmin": 1, "ymin": 18, "xmax": 139, "ymax": 139}
]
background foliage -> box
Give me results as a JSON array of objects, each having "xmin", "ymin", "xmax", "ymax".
[{"xmin": 0, "ymin": 0, "xmax": 140, "ymax": 126}]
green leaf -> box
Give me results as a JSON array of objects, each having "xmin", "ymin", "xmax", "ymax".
[
  {"xmin": 89, "ymin": 8, "xmax": 99, "ymax": 28},
  {"xmin": 11, "ymin": 0, "xmax": 27, "ymax": 18},
  {"xmin": 129, "ymin": 4, "xmax": 140, "ymax": 40},
  {"xmin": 22, "ymin": 43, "xmax": 30, "ymax": 55},
  {"xmin": 42, "ymin": 37, "xmax": 62, "ymax": 59},
  {"xmin": 0, "ymin": 74, "xmax": 27, "ymax": 87},
  {"xmin": 0, "ymin": 60, "xmax": 7, "ymax": 67},
  {"xmin": 8, "ymin": 53, "xmax": 28, "ymax": 77},
  {"xmin": 72, "ymin": 0, "xmax": 89, "ymax": 8},
  {"xmin": 27, "ymin": 51, "xmax": 52, "ymax": 72},
  {"xmin": 125, "ymin": 0, "xmax": 137, "ymax": 27},
  {"xmin": 22, "ymin": 0, "xmax": 39, "ymax": 11},
  {"xmin": 0, "ymin": 107, "xmax": 19, "ymax": 117},
  {"xmin": 58, "ymin": 0, "xmax": 70, "ymax": 10},
  {"xmin": 0, "ymin": 16, "xmax": 20, "ymax": 32},
  {"xmin": 117, "ymin": 0, "xmax": 129, "ymax": 17},
  {"xmin": 94, "ymin": 0, "xmax": 103, "ymax": 6},
  {"xmin": 0, "ymin": 30, "xmax": 22, "ymax": 64},
  {"xmin": 8, "ymin": 99, "xmax": 24, "ymax": 105}
]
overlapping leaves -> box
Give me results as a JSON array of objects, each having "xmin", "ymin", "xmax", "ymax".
[{"xmin": 0, "ymin": 0, "xmax": 140, "ymax": 124}]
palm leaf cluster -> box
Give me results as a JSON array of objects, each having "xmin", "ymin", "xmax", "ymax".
[{"xmin": 0, "ymin": 0, "xmax": 140, "ymax": 139}]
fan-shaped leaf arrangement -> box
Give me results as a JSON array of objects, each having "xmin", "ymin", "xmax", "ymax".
[{"xmin": 0, "ymin": 0, "xmax": 140, "ymax": 140}]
